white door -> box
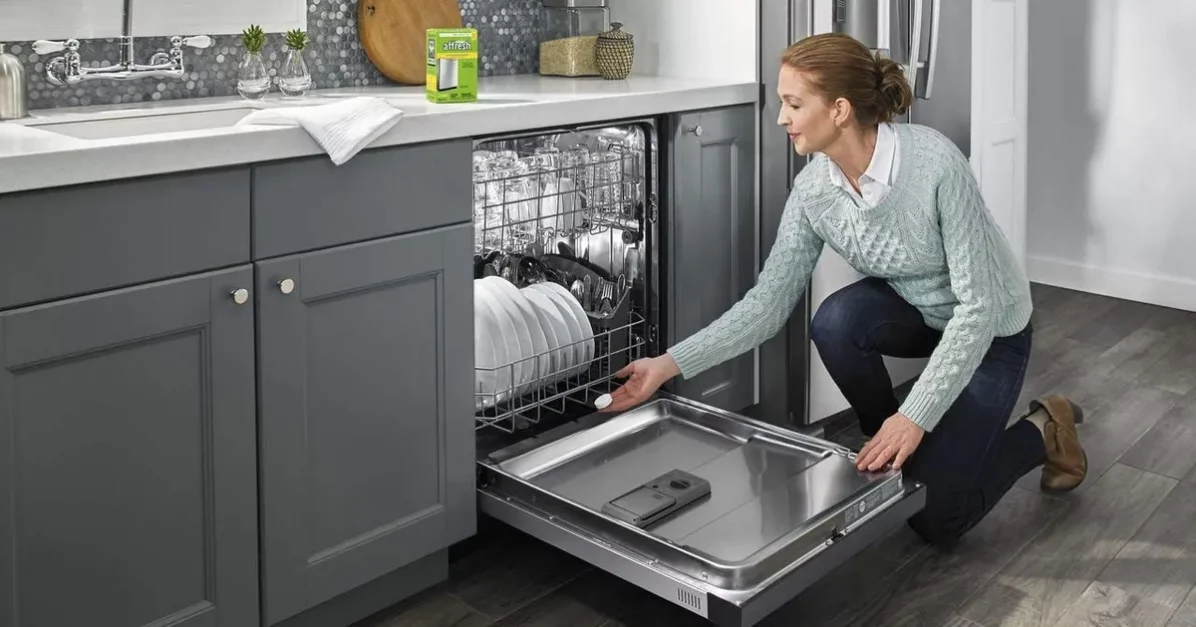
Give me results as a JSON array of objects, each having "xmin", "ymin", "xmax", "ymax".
[{"xmin": 971, "ymin": 0, "xmax": 1029, "ymax": 269}]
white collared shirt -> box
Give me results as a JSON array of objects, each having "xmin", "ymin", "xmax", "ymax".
[{"xmin": 826, "ymin": 122, "xmax": 900, "ymax": 208}]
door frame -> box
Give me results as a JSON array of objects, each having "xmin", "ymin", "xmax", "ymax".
[{"xmin": 971, "ymin": 0, "xmax": 1030, "ymax": 269}]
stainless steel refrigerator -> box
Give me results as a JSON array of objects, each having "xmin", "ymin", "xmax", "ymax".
[{"xmin": 754, "ymin": 0, "xmax": 972, "ymax": 429}]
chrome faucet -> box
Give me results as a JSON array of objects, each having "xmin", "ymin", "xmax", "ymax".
[
  {"xmin": 31, "ymin": 0, "xmax": 211, "ymax": 87},
  {"xmin": 32, "ymin": 35, "xmax": 212, "ymax": 86}
]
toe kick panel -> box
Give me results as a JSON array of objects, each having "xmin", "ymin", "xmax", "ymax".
[{"xmin": 477, "ymin": 394, "xmax": 926, "ymax": 626}]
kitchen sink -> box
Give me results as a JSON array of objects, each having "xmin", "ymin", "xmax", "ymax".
[
  {"xmin": 25, "ymin": 107, "xmax": 257, "ymax": 140},
  {"xmin": 17, "ymin": 91, "xmax": 528, "ymax": 144}
]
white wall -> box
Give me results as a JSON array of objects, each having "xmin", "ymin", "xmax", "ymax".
[
  {"xmin": 0, "ymin": 0, "xmax": 124, "ymax": 41},
  {"xmin": 0, "ymin": 0, "xmax": 305, "ymax": 40},
  {"xmin": 1026, "ymin": 0, "xmax": 1196, "ymax": 311},
  {"xmin": 605, "ymin": 0, "xmax": 757, "ymax": 82},
  {"xmin": 131, "ymin": 0, "xmax": 307, "ymax": 37}
]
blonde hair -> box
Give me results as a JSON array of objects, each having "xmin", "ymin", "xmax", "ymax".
[{"xmin": 781, "ymin": 33, "xmax": 913, "ymax": 125}]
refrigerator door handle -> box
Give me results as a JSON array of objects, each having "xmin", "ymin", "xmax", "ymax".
[
  {"xmin": 797, "ymin": 0, "xmax": 814, "ymax": 41},
  {"xmin": 877, "ymin": 0, "xmax": 892, "ymax": 56},
  {"xmin": 919, "ymin": 0, "xmax": 942, "ymax": 99},
  {"xmin": 905, "ymin": 0, "xmax": 924, "ymax": 97}
]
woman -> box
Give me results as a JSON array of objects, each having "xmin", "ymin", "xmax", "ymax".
[{"xmin": 602, "ymin": 33, "xmax": 1087, "ymax": 547}]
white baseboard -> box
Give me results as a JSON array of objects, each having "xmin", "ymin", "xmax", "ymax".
[{"xmin": 1027, "ymin": 255, "xmax": 1196, "ymax": 312}]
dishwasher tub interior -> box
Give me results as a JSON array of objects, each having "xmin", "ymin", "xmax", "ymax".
[{"xmin": 470, "ymin": 120, "xmax": 925, "ymax": 626}]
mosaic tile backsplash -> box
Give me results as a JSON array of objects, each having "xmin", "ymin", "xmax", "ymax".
[{"xmin": 9, "ymin": 0, "xmax": 540, "ymax": 110}]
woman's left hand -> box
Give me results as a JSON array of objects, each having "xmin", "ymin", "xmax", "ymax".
[{"xmin": 856, "ymin": 413, "xmax": 925, "ymax": 472}]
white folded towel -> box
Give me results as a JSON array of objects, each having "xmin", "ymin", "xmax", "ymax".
[{"xmin": 236, "ymin": 96, "xmax": 403, "ymax": 165}]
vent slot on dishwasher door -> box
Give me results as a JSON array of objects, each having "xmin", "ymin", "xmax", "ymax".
[{"xmin": 471, "ymin": 121, "xmax": 659, "ymax": 435}]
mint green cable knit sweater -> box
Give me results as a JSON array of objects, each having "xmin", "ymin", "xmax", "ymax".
[{"xmin": 667, "ymin": 123, "xmax": 1033, "ymax": 432}]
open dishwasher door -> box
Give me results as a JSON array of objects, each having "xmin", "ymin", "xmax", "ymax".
[{"xmin": 477, "ymin": 394, "xmax": 926, "ymax": 626}]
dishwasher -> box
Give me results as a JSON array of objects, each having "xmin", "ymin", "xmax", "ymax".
[{"xmin": 469, "ymin": 117, "xmax": 926, "ymax": 626}]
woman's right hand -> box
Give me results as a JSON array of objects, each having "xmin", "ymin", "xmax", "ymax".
[{"xmin": 600, "ymin": 354, "xmax": 682, "ymax": 413}]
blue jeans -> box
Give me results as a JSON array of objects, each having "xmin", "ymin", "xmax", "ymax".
[{"xmin": 810, "ymin": 277, "xmax": 1046, "ymax": 547}]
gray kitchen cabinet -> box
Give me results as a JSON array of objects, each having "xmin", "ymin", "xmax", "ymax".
[
  {"xmin": 0, "ymin": 167, "xmax": 251, "ymax": 310},
  {"xmin": 666, "ymin": 104, "xmax": 758, "ymax": 413},
  {"xmin": 0, "ymin": 266, "xmax": 260, "ymax": 627},
  {"xmin": 256, "ymin": 223, "xmax": 475, "ymax": 625},
  {"xmin": 252, "ymin": 139, "xmax": 471, "ymax": 259}
]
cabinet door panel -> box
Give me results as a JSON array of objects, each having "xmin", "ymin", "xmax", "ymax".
[
  {"xmin": 0, "ymin": 267, "xmax": 259, "ymax": 627},
  {"xmin": 258, "ymin": 224, "xmax": 474, "ymax": 625},
  {"xmin": 252, "ymin": 139, "xmax": 472, "ymax": 258},
  {"xmin": 668, "ymin": 105, "xmax": 758, "ymax": 413}
]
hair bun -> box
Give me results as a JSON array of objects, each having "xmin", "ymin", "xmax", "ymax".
[{"xmin": 874, "ymin": 55, "xmax": 913, "ymax": 122}]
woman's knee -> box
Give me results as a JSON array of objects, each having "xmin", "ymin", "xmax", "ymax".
[{"xmin": 809, "ymin": 278, "xmax": 889, "ymax": 349}]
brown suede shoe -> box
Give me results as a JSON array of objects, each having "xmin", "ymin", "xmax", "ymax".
[{"xmin": 1031, "ymin": 395, "xmax": 1087, "ymax": 492}]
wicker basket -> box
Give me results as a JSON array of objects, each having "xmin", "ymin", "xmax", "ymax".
[{"xmin": 595, "ymin": 22, "xmax": 634, "ymax": 80}]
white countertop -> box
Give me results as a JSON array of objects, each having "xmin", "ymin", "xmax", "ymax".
[{"xmin": 0, "ymin": 74, "xmax": 757, "ymax": 195}]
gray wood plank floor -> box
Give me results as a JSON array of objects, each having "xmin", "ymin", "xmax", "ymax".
[{"xmin": 358, "ymin": 284, "xmax": 1196, "ymax": 627}]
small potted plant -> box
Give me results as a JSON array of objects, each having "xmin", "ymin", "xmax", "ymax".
[
  {"xmin": 279, "ymin": 28, "xmax": 312, "ymax": 98},
  {"xmin": 238, "ymin": 24, "xmax": 269, "ymax": 100}
]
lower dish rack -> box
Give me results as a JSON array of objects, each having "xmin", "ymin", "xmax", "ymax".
[{"xmin": 474, "ymin": 304, "xmax": 647, "ymax": 433}]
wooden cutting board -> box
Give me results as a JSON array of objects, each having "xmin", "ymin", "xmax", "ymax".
[{"xmin": 359, "ymin": 0, "xmax": 465, "ymax": 85}]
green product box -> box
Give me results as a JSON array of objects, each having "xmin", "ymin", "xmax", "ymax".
[{"xmin": 426, "ymin": 28, "xmax": 478, "ymax": 103}]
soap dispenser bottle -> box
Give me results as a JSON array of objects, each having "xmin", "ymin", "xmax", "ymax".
[{"xmin": 0, "ymin": 43, "xmax": 29, "ymax": 120}]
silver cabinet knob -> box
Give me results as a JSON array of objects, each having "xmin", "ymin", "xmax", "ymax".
[
  {"xmin": 687, "ymin": 125, "xmax": 703, "ymax": 137},
  {"xmin": 277, "ymin": 278, "xmax": 295, "ymax": 295},
  {"xmin": 231, "ymin": 288, "xmax": 250, "ymax": 305}
]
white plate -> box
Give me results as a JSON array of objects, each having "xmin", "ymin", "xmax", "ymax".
[
  {"xmin": 483, "ymin": 276, "xmax": 553, "ymax": 388},
  {"xmin": 535, "ymin": 281, "xmax": 594, "ymax": 370},
  {"xmin": 473, "ymin": 281, "xmax": 502, "ymax": 410},
  {"xmin": 526, "ymin": 283, "xmax": 585, "ymax": 379},
  {"xmin": 521, "ymin": 286, "xmax": 572, "ymax": 382},
  {"xmin": 474, "ymin": 280, "xmax": 516, "ymax": 406},
  {"xmin": 476, "ymin": 278, "xmax": 528, "ymax": 397},
  {"xmin": 528, "ymin": 282, "xmax": 593, "ymax": 377},
  {"xmin": 479, "ymin": 277, "xmax": 536, "ymax": 394}
]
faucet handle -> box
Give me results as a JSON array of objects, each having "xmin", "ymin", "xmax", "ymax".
[
  {"xmin": 33, "ymin": 39, "xmax": 79, "ymax": 55},
  {"xmin": 180, "ymin": 35, "xmax": 212, "ymax": 49}
]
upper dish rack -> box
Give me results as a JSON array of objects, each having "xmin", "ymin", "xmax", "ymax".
[
  {"xmin": 473, "ymin": 126, "xmax": 651, "ymax": 433},
  {"xmin": 473, "ymin": 129, "xmax": 646, "ymax": 261}
]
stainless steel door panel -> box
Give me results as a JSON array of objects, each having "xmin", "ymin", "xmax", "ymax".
[
  {"xmin": 478, "ymin": 394, "xmax": 926, "ymax": 625},
  {"xmin": 906, "ymin": 0, "xmax": 973, "ymax": 156}
]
